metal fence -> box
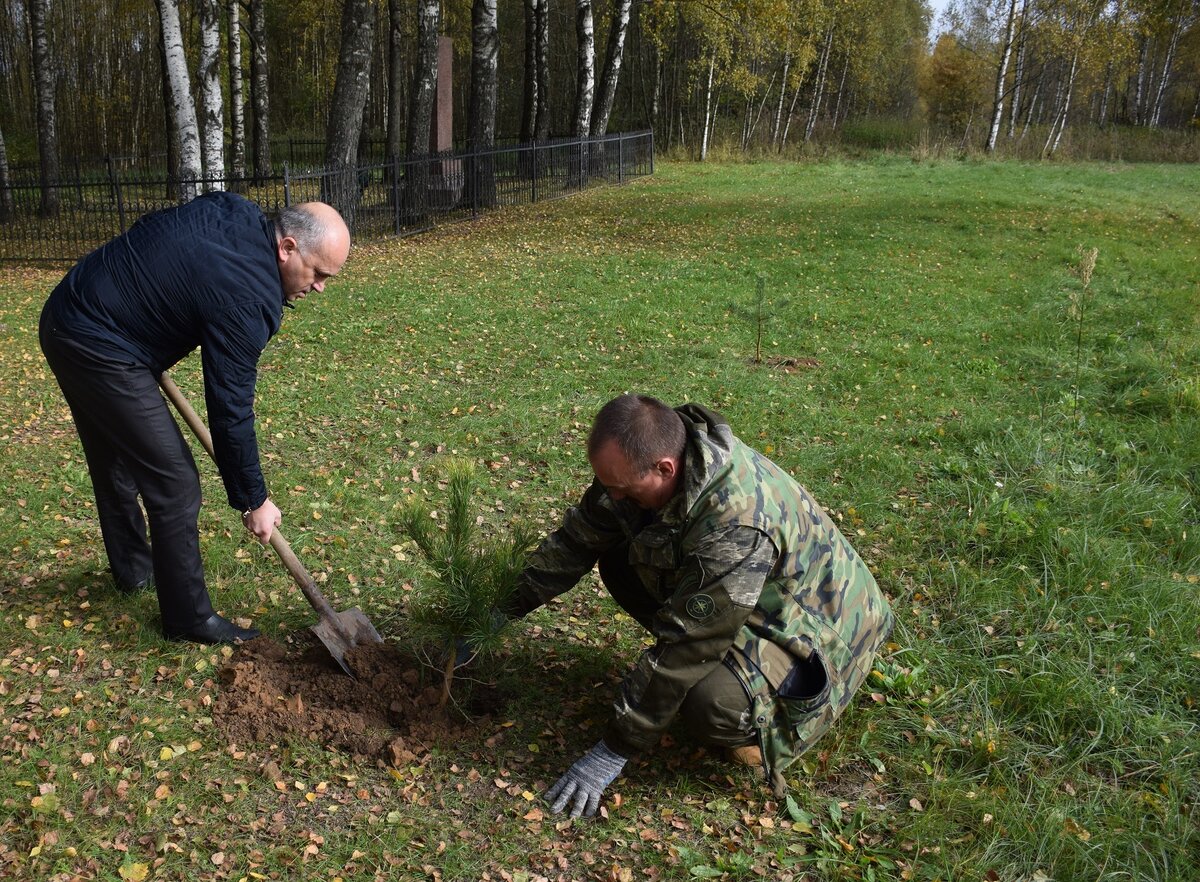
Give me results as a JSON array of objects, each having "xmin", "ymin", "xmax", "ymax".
[{"xmin": 0, "ymin": 130, "xmax": 654, "ymax": 264}]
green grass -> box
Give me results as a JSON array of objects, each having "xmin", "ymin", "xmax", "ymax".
[{"xmin": 1, "ymin": 157, "xmax": 1198, "ymax": 881}]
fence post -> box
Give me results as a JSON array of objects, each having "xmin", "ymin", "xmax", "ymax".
[
  {"xmin": 470, "ymin": 149, "xmax": 478, "ymax": 219},
  {"xmin": 618, "ymin": 134, "xmax": 624, "ymax": 185},
  {"xmin": 391, "ymin": 154, "xmax": 401, "ymax": 235},
  {"xmin": 649, "ymin": 130, "xmax": 655, "ymax": 175},
  {"xmin": 283, "ymin": 163, "xmax": 291, "ymax": 207},
  {"xmin": 531, "ymin": 143, "xmax": 538, "ymax": 204},
  {"xmin": 107, "ymin": 155, "xmax": 127, "ymax": 233}
]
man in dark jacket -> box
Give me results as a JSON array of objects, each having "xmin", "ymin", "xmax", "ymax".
[
  {"xmin": 504, "ymin": 394, "xmax": 892, "ymax": 816},
  {"xmin": 39, "ymin": 193, "xmax": 350, "ymax": 644}
]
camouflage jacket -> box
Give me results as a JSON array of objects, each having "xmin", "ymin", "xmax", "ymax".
[{"xmin": 509, "ymin": 405, "xmax": 892, "ymax": 791}]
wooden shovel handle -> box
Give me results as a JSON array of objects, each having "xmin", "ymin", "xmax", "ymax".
[{"xmin": 157, "ymin": 372, "xmax": 344, "ymax": 627}]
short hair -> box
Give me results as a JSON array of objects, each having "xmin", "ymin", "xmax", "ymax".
[
  {"xmin": 588, "ymin": 394, "xmax": 685, "ymax": 474},
  {"xmin": 275, "ymin": 204, "xmax": 329, "ymax": 254}
]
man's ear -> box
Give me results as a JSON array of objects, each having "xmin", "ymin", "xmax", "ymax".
[
  {"xmin": 277, "ymin": 235, "xmax": 298, "ymax": 262},
  {"xmin": 655, "ymin": 456, "xmax": 679, "ymax": 479}
]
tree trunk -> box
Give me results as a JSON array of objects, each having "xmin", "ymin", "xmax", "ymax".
[
  {"xmin": 406, "ymin": 0, "xmax": 439, "ymax": 223},
  {"xmin": 198, "ymin": 0, "xmax": 224, "ymax": 190},
  {"xmin": 468, "ymin": 0, "xmax": 498, "ymax": 206},
  {"xmin": 1133, "ymin": 36, "xmax": 1149, "ymax": 125},
  {"xmin": 572, "ymin": 0, "xmax": 595, "ymax": 138},
  {"xmin": 1149, "ymin": 15, "xmax": 1182, "ymax": 128},
  {"xmin": 1044, "ymin": 50, "xmax": 1079, "ymax": 157},
  {"xmin": 0, "ymin": 121, "xmax": 13, "ymax": 222},
  {"xmin": 535, "ymin": 0, "xmax": 550, "ymax": 141},
  {"xmin": 521, "ymin": 0, "xmax": 538, "ymax": 142},
  {"xmin": 28, "ymin": 0, "xmax": 60, "ymax": 216},
  {"xmin": 228, "ymin": 0, "xmax": 246, "ymax": 182},
  {"xmin": 986, "ymin": 0, "xmax": 1018, "ymax": 153},
  {"xmin": 772, "ymin": 52, "xmax": 791, "ymax": 145},
  {"xmin": 1008, "ymin": 0, "xmax": 1028, "ymax": 139},
  {"xmin": 780, "ymin": 71, "xmax": 805, "ymax": 148},
  {"xmin": 805, "ymin": 24, "xmax": 833, "ymax": 142},
  {"xmin": 156, "ymin": 0, "xmax": 202, "ymax": 202},
  {"xmin": 590, "ymin": 0, "xmax": 632, "ymax": 136},
  {"xmin": 830, "ymin": 58, "xmax": 848, "ymax": 129},
  {"xmin": 700, "ymin": 55, "xmax": 715, "ymax": 161},
  {"xmin": 386, "ymin": 0, "xmax": 407, "ymax": 164},
  {"xmin": 249, "ymin": 0, "xmax": 271, "ymax": 181},
  {"xmin": 323, "ymin": 0, "xmax": 376, "ymax": 226}
]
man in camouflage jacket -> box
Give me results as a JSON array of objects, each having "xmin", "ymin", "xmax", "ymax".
[{"xmin": 504, "ymin": 394, "xmax": 893, "ymax": 817}]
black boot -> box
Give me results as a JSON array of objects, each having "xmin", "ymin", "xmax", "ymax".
[
  {"xmin": 114, "ymin": 573, "xmax": 154, "ymax": 595},
  {"xmin": 166, "ymin": 613, "xmax": 260, "ymax": 645}
]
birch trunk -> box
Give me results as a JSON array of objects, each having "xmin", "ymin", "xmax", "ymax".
[
  {"xmin": 1149, "ymin": 16, "xmax": 1181, "ymax": 128},
  {"xmin": 156, "ymin": 0, "xmax": 201, "ymax": 202},
  {"xmin": 387, "ymin": 0, "xmax": 407, "ymax": 163},
  {"xmin": 535, "ymin": 0, "xmax": 550, "ymax": 141},
  {"xmin": 468, "ymin": 0, "xmax": 498, "ymax": 206},
  {"xmin": 805, "ymin": 25, "xmax": 833, "ymax": 142},
  {"xmin": 1008, "ymin": 0, "xmax": 1028, "ymax": 138},
  {"xmin": 780, "ymin": 72, "xmax": 805, "ymax": 148},
  {"xmin": 0, "ymin": 122, "xmax": 13, "ymax": 222},
  {"xmin": 773, "ymin": 53, "xmax": 790, "ymax": 145},
  {"xmin": 28, "ymin": 0, "xmax": 60, "ymax": 216},
  {"xmin": 198, "ymin": 0, "xmax": 224, "ymax": 190},
  {"xmin": 521, "ymin": 0, "xmax": 538, "ymax": 143},
  {"xmin": 590, "ymin": 0, "xmax": 632, "ymax": 136},
  {"xmin": 323, "ymin": 0, "xmax": 375, "ymax": 225},
  {"xmin": 409, "ymin": 0, "xmax": 439, "ymax": 157},
  {"xmin": 986, "ymin": 0, "xmax": 1018, "ymax": 152},
  {"xmin": 830, "ymin": 58, "xmax": 848, "ymax": 129},
  {"xmin": 700, "ymin": 55, "xmax": 715, "ymax": 161},
  {"xmin": 249, "ymin": 0, "xmax": 271, "ymax": 180},
  {"xmin": 1044, "ymin": 50, "xmax": 1079, "ymax": 156},
  {"xmin": 572, "ymin": 0, "xmax": 595, "ymax": 138},
  {"xmin": 227, "ymin": 0, "xmax": 246, "ymax": 181},
  {"xmin": 1133, "ymin": 36, "xmax": 1149, "ymax": 125}
]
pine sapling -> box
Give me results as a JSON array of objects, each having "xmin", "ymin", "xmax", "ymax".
[
  {"xmin": 728, "ymin": 273, "xmax": 790, "ymax": 364},
  {"xmin": 398, "ymin": 459, "xmax": 535, "ymax": 709}
]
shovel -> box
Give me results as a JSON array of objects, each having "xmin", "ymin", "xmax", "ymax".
[{"xmin": 158, "ymin": 372, "xmax": 383, "ymax": 677}]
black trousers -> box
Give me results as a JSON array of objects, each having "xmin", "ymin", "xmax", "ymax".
[
  {"xmin": 598, "ymin": 546, "xmax": 756, "ymax": 748},
  {"xmin": 40, "ymin": 308, "xmax": 214, "ymax": 634}
]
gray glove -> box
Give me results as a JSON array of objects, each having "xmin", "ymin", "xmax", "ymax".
[{"xmin": 545, "ymin": 740, "xmax": 627, "ymax": 818}]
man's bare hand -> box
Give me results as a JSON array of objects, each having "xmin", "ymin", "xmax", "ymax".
[{"xmin": 243, "ymin": 499, "xmax": 281, "ymax": 544}]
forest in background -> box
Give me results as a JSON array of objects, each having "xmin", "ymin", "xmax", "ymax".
[{"xmin": 0, "ymin": 0, "xmax": 1197, "ymax": 194}]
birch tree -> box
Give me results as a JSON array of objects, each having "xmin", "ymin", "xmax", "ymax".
[
  {"xmin": 198, "ymin": 0, "xmax": 225, "ymax": 189},
  {"xmin": 386, "ymin": 0, "xmax": 405, "ymax": 164},
  {"xmin": 249, "ymin": 0, "xmax": 271, "ymax": 181},
  {"xmin": 535, "ymin": 0, "xmax": 550, "ymax": 141},
  {"xmin": 591, "ymin": 0, "xmax": 633, "ymax": 135},
  {"xmin": 156, "ymin": 0, "xmax": 202, "ymax": 201},
  {"xmin": 228, "ymin": 0, "xmax": 246, "ymax": 181},
  {"xmin": 323, "ymin": 0, "xmax": 375, "ymax": 226},
  {"xmin": 0, "ymin": 121, "xmax": 13, "ymax": 222},
  {"xmin": 468, "ymin": 0, "xmax": 498, "ymax": 206},
  {"xmin": 986, "ymin": 0, "xmax": 1020, "ymax": 151},
  {"xmin": 408, "ymin": 0, "xmax": 440, "ymax": 159},
  {"xmin": 28, "ymin": 0, "xmax": 59, "ymax": 216},
  {"xmin": 521, "ymin": 0, "xmax": 539, "ymax": 143},
  {"xmin": 573, "ymin": 0, "xmax": 595, "ymax": 137}
]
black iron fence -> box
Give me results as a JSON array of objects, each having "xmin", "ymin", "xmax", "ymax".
[{"xmin": 0, "ymin": 130, "xmax": 654, "ymax": 264}]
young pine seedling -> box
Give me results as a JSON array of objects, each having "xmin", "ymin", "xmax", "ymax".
[{"xmin": 398, "ymin": 459, "xmax": 536, "ymax": 709}]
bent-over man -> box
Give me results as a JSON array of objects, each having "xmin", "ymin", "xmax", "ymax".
[
  {"xmin": 502, "ymin": 393, "xmax": 893, "ymax": 816},
  {"xmin": 40, "ymin": 193, "xmax": 350, "ymax": 644}
]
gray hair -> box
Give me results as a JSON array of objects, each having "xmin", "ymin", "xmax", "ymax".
[{"xmin": 275, "ymin": 204, "xmax": 329, "ymax": 253}]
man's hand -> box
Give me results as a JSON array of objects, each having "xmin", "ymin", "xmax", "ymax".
[
  {"xmin": 545, "ymin": 740, "xmax": 627, "ymax": 819},
  {"xmin": 243, "ymin": 499, "xmax": 281, "ymax": 544}
]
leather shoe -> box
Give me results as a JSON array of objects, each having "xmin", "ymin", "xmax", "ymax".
[
  {"xmin": 726, "ymin": 743, "xmax": 763, "ymax": 767},
  {"xmin": 166, "ymin": 613, "xmax": 260, "ymax": 645},
  {"xmin": 114, "ymin": 573, "xmax": 154, "ymax": 595}
]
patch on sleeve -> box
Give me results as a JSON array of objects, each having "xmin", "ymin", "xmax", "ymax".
[{"xmin": 685, "ymin": 594, "xmax": 717, "ymax": 620}]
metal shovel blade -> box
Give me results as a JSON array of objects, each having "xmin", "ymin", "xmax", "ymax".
[{"xmin": 311, "ymin": 607, "xmax": 384, "ymax": 677}]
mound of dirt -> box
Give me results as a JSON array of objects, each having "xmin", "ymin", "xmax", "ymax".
[{"xmin": 212, "ymin": 636, "xmax": 471, "ymax": 767}]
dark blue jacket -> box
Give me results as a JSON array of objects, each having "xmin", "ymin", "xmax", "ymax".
[{"xmin": 44, "ymin": 192, "xmax": 283, "ymax": 512}]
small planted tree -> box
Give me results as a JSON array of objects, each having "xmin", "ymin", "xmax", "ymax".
[
  {"xmin": 398, "ymin": 459, "xmax": 535, "ymax": 709},
  {"xmin": 729, "ymin": 273, "xmax": 791, "ymax": 365}
]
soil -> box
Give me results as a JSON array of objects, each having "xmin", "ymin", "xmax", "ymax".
[{"xmin": 212, "ymin": 635, "xmax": 476, "ymax": 767}]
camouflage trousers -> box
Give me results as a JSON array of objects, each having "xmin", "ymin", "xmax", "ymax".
[{"xmin": 598, "ymin": 548, "xmax": 757, "ymax": 749}]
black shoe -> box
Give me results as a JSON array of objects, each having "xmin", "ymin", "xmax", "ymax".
[
  {"xmin": 166, "ymin": 613, "xmax": 260, "ymax": 645},
  {"xmin": 114, "ymin": 573, "xmax": 154, "ymax": 595}
]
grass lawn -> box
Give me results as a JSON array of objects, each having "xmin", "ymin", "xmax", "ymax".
[{"xmin": 1, "ymin": 157, "xmax": 1197, "ymax": 881}]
